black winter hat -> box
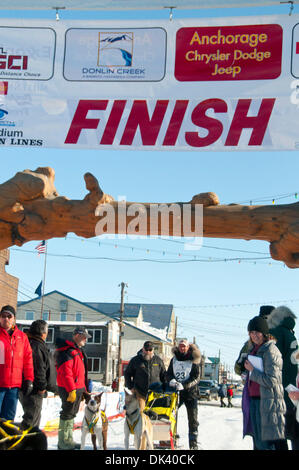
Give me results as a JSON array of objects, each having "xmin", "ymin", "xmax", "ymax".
[
  {"xmin": 0, "ymin": 305, "xmax": 16, "ymax": 316},
  {"xmin": 259, "ymin": 305, "xmax": 275, "ymax": 318},
  {"xmin": 248, "ymin": 316, "xmax": 269, "ymax": 335}
]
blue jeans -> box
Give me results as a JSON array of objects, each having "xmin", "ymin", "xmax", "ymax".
[
  {"xmin": 249, "ymin": 397, "xmax": 275, "ymax": 450},
  {"xmin": 0, "ymin": 387, "xmax": 19, "ymax": 420}
]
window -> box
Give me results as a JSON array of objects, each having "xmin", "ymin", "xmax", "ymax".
[
  {"xmin": 22, "ymin": 327, "xmax": 30, "ymax": 334},
  {"xmin": 60, "ymin": 312, "xmax": 67, "ymax": 321},
  {"xmin": 42, "ymin": 311, "xmax": 49, "ymax": 321},
  {"xmin": 25, "ymin": 311, "xmax": 34, "ymax": 321},
  {"xmin": 87, "ymin": 329, "xmax": 102, "ymax": 344},
  {"xmin": 87, "ymin": 357, "xmax": 101, "ymax": 372},
  {"xmin": 60, "ymin": 300, "xmax": 68, "ymax": 311},
  {"xmin": 46, "ymin": 328, "xmax": 54, "ymax": 343},
  {"xmin": 76, "ymin": 312, "xmax": 82, "ymax": 322}
]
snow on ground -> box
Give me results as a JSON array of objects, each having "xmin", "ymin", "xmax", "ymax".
[{"xmin": 40, "ymin": 392, "xmax": 253, "ymax": 451}]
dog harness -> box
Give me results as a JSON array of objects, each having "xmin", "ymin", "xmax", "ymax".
[
  {"xmin": 126, "ymin": 409, "xmax": 140, "ymax": 435},
  {"xmin": 0, "ymin": 421, "xmax": 34, "ymax": 450},
  {"xmin": 84, "ymin": 414, "xmax": 100, "ymax": 435}
]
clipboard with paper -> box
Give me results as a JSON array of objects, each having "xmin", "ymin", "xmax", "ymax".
[{"xmin": 247, "ymin": 354, "xmax": 264, "ymax": 373}]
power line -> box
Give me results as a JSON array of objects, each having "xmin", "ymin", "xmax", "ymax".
[{"xmin": 11, "ymin": 247, "xmax": 273, "ymax": 265}]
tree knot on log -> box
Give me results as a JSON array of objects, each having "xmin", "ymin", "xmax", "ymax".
[
  {"xmin": 190, "ymin": 192, "xmax": 219, "ymax": 206},
  {"xmin": 83, "ymin": 172, "xmax": 114, "ymax": 206}
]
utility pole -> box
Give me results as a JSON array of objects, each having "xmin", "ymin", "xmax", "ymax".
[{"xmin": 117, "ymin": 282, "xmax": 127, "ymax": 391}]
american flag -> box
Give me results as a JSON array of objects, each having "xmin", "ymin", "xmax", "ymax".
[{"xmin": 35, "ymin": 240, "xmax": 46, "ymax": 255}]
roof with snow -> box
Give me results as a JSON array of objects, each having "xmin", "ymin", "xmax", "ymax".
[
  {"xmin": 18, "ymin": 291, "xmax": 174, "ymax": 341},
  {"xmin": 87, "ymin": 302, "xmax": 174, "ymax": 333},
  {"xmin": 208, "ymin": 357, "xmax": 220, "ymax": 364}
]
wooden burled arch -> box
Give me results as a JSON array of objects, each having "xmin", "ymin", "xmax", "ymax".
[{"xmin": 0, "ymin": 166, "xmax": 298, "ymax": 268}]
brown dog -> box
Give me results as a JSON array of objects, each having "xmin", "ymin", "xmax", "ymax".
[{"xmin": 124, "ymin": 389, "xmax": 153, "ymax": 450}]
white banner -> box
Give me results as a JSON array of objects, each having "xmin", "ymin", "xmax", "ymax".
[{"xmin": 0, "ymin": 15, "xmax": 298, "ymax": 151}]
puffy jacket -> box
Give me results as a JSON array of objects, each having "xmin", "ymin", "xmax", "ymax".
[
  {"xmin": 245, "ymin": 340, "xmax": 286, "ymax": 441},
  {"xmin": 0, "ymin": 326, "xmax": 34, "ymax": 388},
  {"xmin": 267, "ymin": 306, "xmax": 299, "ymax": 410},
  {"xmin": 166, "ymin": 343, "xmax": 201, "ymax": 399},
  {"xmin": 55, "ymin": 338, "xmax": 88, "ymax": 393},
  {"xmin": 124, "ymin": 349, "xmax": 166, "ymax": 398}
]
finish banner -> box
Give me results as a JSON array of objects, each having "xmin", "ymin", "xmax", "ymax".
[{"xmin": 0, "ymin": 15, "xmax": 298, "ymax": 151}]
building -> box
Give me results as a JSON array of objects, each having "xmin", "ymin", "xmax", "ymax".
[
  {"xmin": 0, "ymin": 249, "xmax": 19, "ymax": 310},
  {"xmin": 204, "ymin": 356, "xmax": 221, "ymax": 382},
  {"xmin": 17, "ymin": 290, "xmax": 175, "ymax": 382},
  {"xmin": 87, "ymin": 301, "xmax": 176, "ymax": 367},
  {"xmin": 87, "ymin": 302, "xmax": 176, "ymax": 345},
  {"xmin": 19, "ymin": 319, "xmax": 119, "ymax": 385}
]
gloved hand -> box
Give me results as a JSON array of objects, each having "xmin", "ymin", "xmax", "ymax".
[
  {"xmin": 169, "ymin": 379, "xmax": 177, "ymax": 388},
  {"xmin": 67, "ymin": 390, "xmax": 77, "ymax": 403},
  {"xmin": 169, "ymin": 379, "xmax": 184, "ymax": 391},
  {"xmin": 22, "ymin": 380, "xmax": 33, "ymax": 396},
  {"xmin": 176, "ymin": 382, "xmax": 184, "ymax": 391}
]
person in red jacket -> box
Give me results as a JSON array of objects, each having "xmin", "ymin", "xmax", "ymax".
[
  {"xmin": 227, "ymin": 385, "xmax": 234, "ymax": 408},
  {"xmin": 0, "ymin": 305, "xmax": 34, "ymax": 421},
  {"xmin": 55, "ymin": 326, "xmax": 90, "ymax": 450}
]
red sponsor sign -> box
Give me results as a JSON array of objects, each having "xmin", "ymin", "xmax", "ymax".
[
  {"xmin": 175, "ymin": 24, "xmax": 282, "ymax": 81},
  {"xmin": 0, "ymin": 81, "xmax": 8, "ymax": 95}
]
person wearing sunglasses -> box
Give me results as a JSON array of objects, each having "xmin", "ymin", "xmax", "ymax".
[
  {"xmin": 0, "ymin": 305, "xmax": 34, "ymax": 421},
  {"xmin": 124, "ymin": 341, "xmax": 166, "ymax": 412}
]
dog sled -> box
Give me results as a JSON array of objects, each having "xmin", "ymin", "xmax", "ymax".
[{"xmin": 144, "ymin": 384, "xmax": 179, "ymax": 450}]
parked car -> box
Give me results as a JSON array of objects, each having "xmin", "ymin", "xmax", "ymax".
[{"xmin": 198, "ymin": 380, "xmax": 219, "ymax": 401}]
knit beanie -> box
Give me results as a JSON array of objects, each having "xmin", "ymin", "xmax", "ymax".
[
  {"xmin": 0, "ymin": 305, "xmax": 16, "ymax": 316},
  {"xmin": 248, "ymin": 316, "xmax": 269, "ymax": 335},
  {"xmin": 259, "ymin": 305, "xmax": 275, "ymax": 318}
]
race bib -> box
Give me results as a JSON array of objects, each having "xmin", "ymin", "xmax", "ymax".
[{"xmin": 173, "ymin": 357, "xmax": 192, "ymax": 383}]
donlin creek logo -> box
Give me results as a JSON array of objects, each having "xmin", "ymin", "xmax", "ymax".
[{"xmin": 97, "ymin": 32, "xmax": 134, "ymax": 67}]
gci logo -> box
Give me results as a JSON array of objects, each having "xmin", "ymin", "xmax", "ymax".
[{"xmin": 0, "ymin": 47, "xmax": 28, "ymax": 70}]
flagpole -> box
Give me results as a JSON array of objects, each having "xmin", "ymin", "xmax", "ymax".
[{"xmin": 40, "ymin": 241, "xmax": 48, "ymax": 319}]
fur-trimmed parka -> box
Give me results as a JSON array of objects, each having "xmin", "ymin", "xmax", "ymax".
[
  {"xmin": 166, "ymin": 343, "xmax": 201, "ymax": 399},
  {"xmin": 268, "ymin": 306, "xmax": 299, "ymax": 410}
]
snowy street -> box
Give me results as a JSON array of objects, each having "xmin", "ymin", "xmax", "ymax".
[{"xmin": 43, "ymin": 392, "xmax": 253, "ymax": 451}]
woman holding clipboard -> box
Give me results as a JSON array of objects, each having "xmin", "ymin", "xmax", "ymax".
[{"xmin": 241, "ymin": 316, "xmax": 286, "ymax": 450}]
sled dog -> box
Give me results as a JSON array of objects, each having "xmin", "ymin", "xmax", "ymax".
[
  {"xmin": 124, "ymin": 389, "xmax": 153, "ymax": 450},
  {"xmin": 81, "ymin": 393, "xmax": 107, "ymax": 450}
]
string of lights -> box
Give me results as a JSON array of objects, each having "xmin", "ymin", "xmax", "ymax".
[{"xmin": 11, "ymin": 246, "xmax": 273, "ymax": 265}]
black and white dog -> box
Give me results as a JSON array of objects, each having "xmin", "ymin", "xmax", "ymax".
[{"xmin": 81, "ymin": 393, "xmax": 107, "ymax": 450}]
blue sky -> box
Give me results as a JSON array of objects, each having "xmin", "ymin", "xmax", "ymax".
[{"xmin": 2, "ymin": 2, "xmax": 299, "ymax": 372}]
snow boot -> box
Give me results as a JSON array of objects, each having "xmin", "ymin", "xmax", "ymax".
[
  {"xmin": 58, "ymin": 419, "xmax": 72, "ymax": 450},
  {"xmin": 66, "ymin": 419, "xmax": 80, "ymax": 450},
  {"xmin": 189, "ymin": 439, "xmax": 198, "ymax": 450},
  {"xmin": 58, "ymin": 419, "xmax": 80, "ymax": 450}
]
